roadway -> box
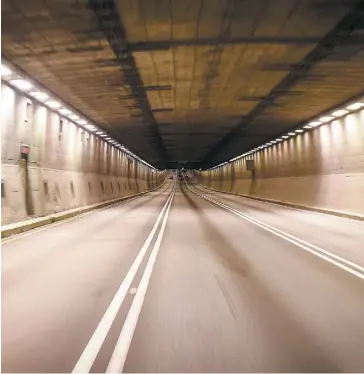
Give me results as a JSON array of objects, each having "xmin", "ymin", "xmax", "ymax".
[{"xmin": 2, "ymin": 180, "xmax": 364, "ymax": 373}]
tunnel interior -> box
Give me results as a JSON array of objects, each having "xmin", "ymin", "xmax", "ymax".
[
  {"xmin": 2, "ymin": 0, "xmax": 364, "ymax": 170},
  {"xmin": 1, "ymin": 1, "xmax": 364, "ymax": 373}
]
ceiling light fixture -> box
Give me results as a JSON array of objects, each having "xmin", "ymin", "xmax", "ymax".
[
  {"xmin": 85, "ymin": 125, "xmax": 96, "ymax": 131},
  {"xmin": 29, "ymin": 91, "xmax": 49, "ymax": 101},
  {"xmin": 59, "ymin": 108, "xmax": 71, "ymax": 116},
  {"xmin": 77, "ymin": 119, "xmax": 87, "ymax": 125},
  {"xmin": 308, "ymin": 121, "xmax": 322, "ymax": 127},
  {"xmin": 10, "ymin": 79, "xmax": 32, "ymax": 91},
  {"xmin": 319, "ymin": 116, "xmax": 333, "ymax": 123},
  {"xmin": 69, "ymin": 114, "xmax": 79, "ymax": 121},
  {"xmin": 45, "ymin": 100, "xmax": 61, "ymax": 109},
  {"xmin": 295, "ymin": 129, "xmax": 304, "ymax": 133},
  {"xmin": 346, "ymin": 102, "xmax": 364, "ymax": 111},
  {"xmin": 282, "ymin": 135, "xmax": 289, "ymax": 139},
  {"xmin": 288, "ymin": 132, "xmax": 296, "ymax": 136},
  {"xmin": 1, "ymin": 64, "xmax": 12, "ymax": 77},
  {"xmin": 332, "ymin": 109, "xmax": 348, "ymax": 117}
]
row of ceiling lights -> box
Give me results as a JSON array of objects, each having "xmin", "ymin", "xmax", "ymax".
[
  {"xmin": 0, "ymin": 61, "xmax": 158, "ymax": 171},
  {"xmin": 208, "ymin": 97, "xmax": 364, "ymax": 170}
]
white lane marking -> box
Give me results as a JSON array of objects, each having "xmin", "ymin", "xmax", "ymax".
[
  {"xmin": 2, "ymin": 182, "xmax": 170, "ymax": 244},
  {"xmin": 72, "ymin": 188, "xmax": 175, "ymax": 373},
  {"xmin": 186, "ymin": 182, "xmax": 364, "ymax": 281},
  {"xmin": 199, "ymin": 184, "xmax": 364, "ymax": 225},
  {"xmin": 196, "ymin": 188, "xmax": 364, "ymax": 272},
  {"xmin": 129, "ymin": 288, "xmax": 137, "ymax": 295},
  {"xmin": 106, "ymin": 190, "xmax": 175, "ymax": 373}
]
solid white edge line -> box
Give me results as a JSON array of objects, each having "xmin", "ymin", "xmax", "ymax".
[
  {"xmin": 199, "ymin": 184, "xmax": 364, "ymax": 225},
  {"xmin": 203, "ymin": 194, "xmax": 364, "ymax": 273},
  {"xmin": 106, "ymin": 190, "xmax": 175, "ymax": 373},
  {"xmin": 186, "ymin": 182, "xmax": 364, "ymax": 281},
  {"xmin": 72, "ymin": 188, "xmax": 174, "ymax": 373}
]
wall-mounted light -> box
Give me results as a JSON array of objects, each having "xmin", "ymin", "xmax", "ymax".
[
  {"xmin": 45, "ymin": 100, "xmax": 61, "ymax": 109},
  {"xmin": 308, "ymin": 121, "xmax": 322, "ymax": 128},
  {"xmin": 69, "ymin": 114, "xmax": 79, "ymax": 121},
  {"xmin": 10, "ymin": 79, "xmax": 32, "ymax": 91},
  {"xmin": 347, "ymin": 102, "xmax": 364, "ymax": 111},
  {"xmin": 332, "ymin": 109, "xmax": 348, "ymax": 117},
  {"xmin": 288, "ymin": 132, "xmax": 296, "ymax": 136},
  {"xmin": 85, "ymin": 125, "xmax": 96, "ymax": 131},
  {"xmin": 1, "ymin": 64, "xmax": 12, "ymax": 77},
  {"xmin": 29, "ymin": 91, "xmax": 48, "ymax": 101},
  {"xmin": 77, "ymin": 119, "xmax": 87, "ymax": 125},
  {"xmin": 59, "ymin": 108, "xmax": 71, "ymax": 116},
  {"xmin": 295, "ymin": 129, "xmax": 304, "ymax": 133},
  {"xmin": 319, "ymin": 116, "xmax": 333, "ymax": 123}
]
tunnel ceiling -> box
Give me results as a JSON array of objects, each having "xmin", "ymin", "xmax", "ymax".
[{"xmin": 2, "ymin": 0, "xmax": 364, "ymax": 169}]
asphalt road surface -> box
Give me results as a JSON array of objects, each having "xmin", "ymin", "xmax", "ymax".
[{"xmin": 2, "ymin": 180, "xmax": 364, "ymax": 373}]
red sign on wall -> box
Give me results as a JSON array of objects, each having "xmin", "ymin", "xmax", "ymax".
[{"xmin": 20, "ymin": 144, "xmax": 30, "ymax": 160}]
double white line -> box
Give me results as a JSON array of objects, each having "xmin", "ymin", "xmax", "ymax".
[
  {"xmin": 186, "ymin": 182, "xmax": 364, "ymax": 281},
  {"xmin": 73, "ymin": 186, "xmax": 176, "ymax": 373}
]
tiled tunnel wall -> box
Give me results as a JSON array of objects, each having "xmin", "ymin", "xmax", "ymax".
[
  {"xmin": 197, "ymin": 108, "xmax": 364, "ymax": 214},
  {"xmin": 1, "ymin": 83, "xmax": 167, "ymax": 224}
]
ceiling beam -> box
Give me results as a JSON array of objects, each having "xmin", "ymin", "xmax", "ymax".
[{"xmin": 88, "ymin": 0, "xmax": 168, "ymax": 167}]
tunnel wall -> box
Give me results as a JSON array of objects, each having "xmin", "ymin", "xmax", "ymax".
[
  {"xmin": 1, "ymin": 83, "xmax": 166, "ymax": 224},
  {"xmin": 198, "ymin": 108, "xmax": 364, "ymax": 214}
]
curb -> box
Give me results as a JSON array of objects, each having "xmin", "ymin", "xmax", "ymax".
[
  {"xmin": 1, "ymin": 180, "xmax": 168, "ymax": 239},
  {"xmin": 198, "ymin": 184, "xmax": 364, "ymax": 222}
]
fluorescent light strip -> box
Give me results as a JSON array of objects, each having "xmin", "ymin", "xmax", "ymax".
[
  {"xmin": 332, "ymin": 109, "xmax": 348, "ymax": 117},
  {"xmin": 10, "ymin": 79, "xmax": 32, "ymax": 90},
  {"xmin": 45, "ymin": 100, "xmax": 61, "ymax": 109},
  {"xmin": 309, "ymin": 121, "xmax": 322, "ymax": 127},
  {"xmin": 319, "ymin": 116, "xmax": 333, "ymax": 123},
  {"xmin": 1, "ymin": 64, "xmax": 12, "ymax": 77},
  {"xmin": 29, "ymin": 91, "xmax": 48, "ymax": 101},
  {"xmin": 347, "ymin": 102, "xmax": 364, "ymax": 111},
  {"xmin": 59, "ymin": 108, "xmax": 71, "ymax": 116}
]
